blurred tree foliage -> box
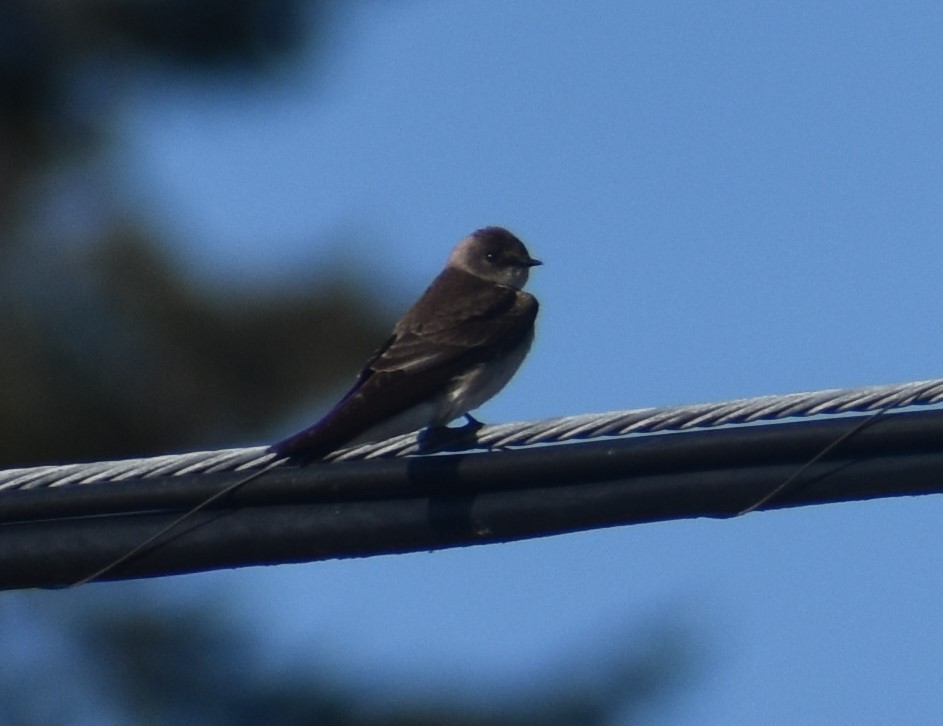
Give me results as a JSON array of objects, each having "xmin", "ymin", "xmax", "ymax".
[
  {"xmin": 0, "ymin": 592, "xmax": 698, "ymax": 726},
  {"xmin": 0, "ymin": 0, "xmax": 389, "ymax": 466}
]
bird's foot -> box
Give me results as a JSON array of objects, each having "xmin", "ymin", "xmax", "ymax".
[
  {"xmin": 417, "ymin": 416, "xmax": 485, "ymax": 453},
  {"xmin": 462, "ymin": 413, "xmax": 485, "ymax": 431}
]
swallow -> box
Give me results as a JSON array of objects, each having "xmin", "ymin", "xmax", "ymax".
[{"xmin": 272, "ymin": 226, "xmax": 541, "ymax": 458}]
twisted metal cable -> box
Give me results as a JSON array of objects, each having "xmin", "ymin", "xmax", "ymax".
[{"xmin": 2, "ymin": 377, "xmax": 943, "ymax": 493}]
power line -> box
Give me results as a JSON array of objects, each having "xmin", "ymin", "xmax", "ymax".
[{"xmin": 1, "ymin": 378, "xmax": 942, "ymax": 590}]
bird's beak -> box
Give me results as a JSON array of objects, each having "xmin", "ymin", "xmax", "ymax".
[{"xmin": 526, "ymin": 257, "xmax": 543, "ymax": 267}]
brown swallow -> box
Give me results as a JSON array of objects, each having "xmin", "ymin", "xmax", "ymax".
[{"xmin": 272, "ymin": 226, "xmax": 541, "ymax": 458}]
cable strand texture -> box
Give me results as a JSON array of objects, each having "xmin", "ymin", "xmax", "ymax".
[{"xmin": 3, "ymin": 377, "xmax": 943, "ymax": 493}]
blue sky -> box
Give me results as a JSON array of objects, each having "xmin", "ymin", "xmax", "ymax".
[{"xmin": 32, "ymin": 2, "xmax": 943, "ymax": 722}]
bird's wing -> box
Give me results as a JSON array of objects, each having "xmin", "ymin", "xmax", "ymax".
[{"xmin": 370, "ymin": 268, "xmax": 538, "ymax": 372}]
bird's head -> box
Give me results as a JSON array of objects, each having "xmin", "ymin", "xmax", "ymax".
[{"xmin": 448, "ymin": 226, "xmax": 542, "ymax": 289}]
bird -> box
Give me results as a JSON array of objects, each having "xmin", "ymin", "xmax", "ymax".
[{"xmin": 271, "ymin": 226, "xmax": 541, "ymax": 459}]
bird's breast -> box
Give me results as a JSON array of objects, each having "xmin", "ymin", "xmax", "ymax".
[{"xmin": 435, "ymin": 328, "xmax": 535, "ymax": 425}]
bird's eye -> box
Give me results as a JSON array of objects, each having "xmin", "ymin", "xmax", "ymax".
[{"xmin": 484, "ymin": 252, "xmax": 497, "ymax": 263}]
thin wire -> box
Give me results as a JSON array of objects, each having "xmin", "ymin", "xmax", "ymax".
[
  {"xmin": 736, "ymin": 384, "xmax": 927, "ymax": 514},
  {"xmin": 736, "ymin": 405, "xmax": 890, "ymax": 516},
  {"xmin": 70, "ymin": 458, "xmax": 284, "ymax": 586}
]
